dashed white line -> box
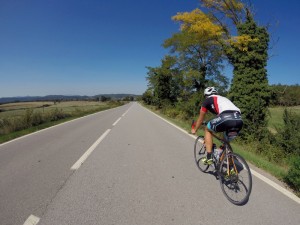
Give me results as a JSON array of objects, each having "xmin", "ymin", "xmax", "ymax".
[
  {"xmin": 113, "ymin": 117, "xmax": 122, "ymax": 126},
  {"xmin": 23, "ymin": 215, "xmax": 40, "ymax": 225},
  {"xmin": 71, "ymin": 129, "xmax": 111, "ymax": 170},
  {"xmin": 0, "ymin": 106, "xmax": 119, "ymax": 148},
  {"xmin": 122, "ymin": 108, "xmax": 131, "ymax": 117}
]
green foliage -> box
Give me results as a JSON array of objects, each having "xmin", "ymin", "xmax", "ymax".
[
  {"xmin": 0, "ymin": 102, "xmax": 123, "ymax": 137},
  {"xmin": 228, "ymin": 15, "xmax": 270, "ymax": 139},
  {"xmin": 146, "ymin": 56, "xmax": 180, "ymax": 108},
  {"xmin": 269, "ymin": 109, "xmax": 300, "ymax": 191},
  {"xmin": 142, "ymin": 90, "xmax": 154, "ymax": 105},
  {"xmin": 142, "ymin": 0, "xmax": 300, "ymax": 193},
  {"xmin": 163, "ymin": 30, "xmax": 227, "ymax": 92},
  {"xmin": 270, "ymin": 84, "xmax": 300, "ymax": 106},
  {"xmin": 284, "ymin": 156, "xmax": 300, "ymax": 192},
  {"xmin": 48, "ymin": 108, "xmax": 69, "ymax": 121},
  {"xmin": 23, "ymin": 109, "xmax": 34, "ymax": 127},
  {"xmin": 275, "ymin": 109, "xmax": 300, "ymax": 156},
  {"xmin": 100, "ymin": 96, "xmax": 111, "ymax": 102},
  {"xmin": 32, "ymin": 111, "xmax": 44, "ymax": 126}
]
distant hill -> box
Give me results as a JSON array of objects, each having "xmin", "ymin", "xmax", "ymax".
[{"xmin": 0, "ymin": 94, "xmax": 140, "ymax": 104}]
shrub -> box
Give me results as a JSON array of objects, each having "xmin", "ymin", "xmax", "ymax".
[
  {"xmin": 163, "ymin": 106, "xmax": 178, "ymax": 118},
  {"xmin": 275, "ymin": 109, "xmax": 300, "ymax": 156},
  {"xmin": 49, "ymin": 108, "xmax": 69, "ymax": 121},
  {"xmin": 32, "ymin": 111, "xmax": 44, "ymax": 126},
  {"xmin": 0, "ymin": 118, "xmax": 12, "ymax": 135},
  {"xmin": 284, "ymin": 156, "xmax": 300, "ymax": 192},
  {"xmin": 23, "ymin": 109, "xmax": 33, "ymax": 127}
]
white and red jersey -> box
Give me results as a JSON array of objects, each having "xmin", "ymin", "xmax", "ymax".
[{"xmin": 200, "ymin": 95, "xmax": 241, "ymax": 115}]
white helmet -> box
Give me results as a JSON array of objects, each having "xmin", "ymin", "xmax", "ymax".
[{"xmin": 204, "ymin": 87, "xmax": 218, "ymax": 97}]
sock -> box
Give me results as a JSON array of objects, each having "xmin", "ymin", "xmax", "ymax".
[{"xmin": 207, "ymin": 152, "xmax": 212, "ymax": 159}]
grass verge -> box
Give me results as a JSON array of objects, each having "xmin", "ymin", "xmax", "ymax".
[
  {"xmin": 0, "ymin": 102, "xmax": 123, "ymax": 144},
  {"xmin": 143, "ymin": 104, "xmax": 289, "ymax": 184}
]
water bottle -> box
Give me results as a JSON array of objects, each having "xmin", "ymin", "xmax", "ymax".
[{"xmin": 213, "ymin": 144, "xmax": 222, "ymax": 161}]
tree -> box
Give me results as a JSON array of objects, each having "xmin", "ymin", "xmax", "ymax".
[
  {"xmin": 228, "ymin": 14, "xmax": 270, "ymax": 139},
  {"xmin": 146, "ymin": 56, "xmax": 180, "ymax": 108},
  {"xmin": 163, "ymin": 27, "xmax": 228, "ymax": 96},
  {"xmin": 173, "ymin": 0, "xmax": 271, "ymax": 138}
]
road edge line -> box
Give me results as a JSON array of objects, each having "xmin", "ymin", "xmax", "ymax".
[
  {"xmin": 141, "ymin": 104, "xmax": 300, "ymax": 205},
  {"xmin": 0, "ymin": 104, "xmax": 128, "ymax": 148}
]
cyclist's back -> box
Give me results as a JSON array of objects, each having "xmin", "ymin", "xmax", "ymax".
[
  {"xmin": 201, "ymin": 94, "xmax": 240, "ymax": 115},
  {"xmin": 202, "ymin": 94, "xmax": 243, "ymax": 134}
]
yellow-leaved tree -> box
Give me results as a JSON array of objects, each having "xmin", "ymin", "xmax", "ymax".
[{"xmin": 174, "ymin": 0, "xmax": 271, "ymax": 139}]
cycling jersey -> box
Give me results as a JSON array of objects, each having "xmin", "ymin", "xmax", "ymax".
[
  {"xmin": 200, "ymin": 95, "xmax": 241, "ymax": 115},
  {"xmin": 201, "ymin": 95, "xmax": 243, "ymax": 134}
]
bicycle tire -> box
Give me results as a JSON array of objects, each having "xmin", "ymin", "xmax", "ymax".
[
  {"xmin": 194, "ymin": 136, "xmax": 209, "ymax": 172},
  {"xmin": 218, "ymin": 152, "xmax": 252, "ymax": 205}
]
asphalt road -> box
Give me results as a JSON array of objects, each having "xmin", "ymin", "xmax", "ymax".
[{"xmin": 0, "ymin": 102, "xmax": 299, "ymax": 225}]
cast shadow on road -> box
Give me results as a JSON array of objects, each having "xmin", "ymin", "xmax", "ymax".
[{"xmin": 195, "ymin": 166, "xmax": 250, "ymax": 206}]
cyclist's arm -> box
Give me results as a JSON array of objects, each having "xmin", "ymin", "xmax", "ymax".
[{"xmin": 191, "ymin": 110, "xmax": 206, "ymax": 134}]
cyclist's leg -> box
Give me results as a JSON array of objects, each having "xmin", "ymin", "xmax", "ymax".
[
  {"xmin": 202, "ymin": 119, "xmax": 218, "ymax": 165},
  {"xmin": 204, "ymin": 126, "xmax": 213, "ymax": 154}
]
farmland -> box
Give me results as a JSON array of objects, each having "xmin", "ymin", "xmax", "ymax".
[
  {"xmin": 268, "ymin": 106, "xmax": 300, "ymax": 132},
  {"xmin": 0, "ymin": 101, "xmax": 116, "ymax": 119},
  {"xmin": 0, "ymin": 100, "xmax": 124, "ymax": 143}
]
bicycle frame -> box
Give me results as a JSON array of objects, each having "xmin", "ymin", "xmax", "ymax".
[
  {"xmin": 206, "ymin": 132, "xmax": 237, "ymax": 176},
  {"xmin": 193, "ymin": 120, "xmax": 240, "ymax": 175},
  {"xmin": 193, "ymin": 122, "xmax": 252, "ymax": 205}
]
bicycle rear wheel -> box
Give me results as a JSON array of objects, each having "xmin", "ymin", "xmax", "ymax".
[
  {"xmin": 194, "ymin": 136, "xmax": 209, "ymax": 172},
  {"xmin": 218, "ymin": 152, "xmax": 252, "ymax": 205}
]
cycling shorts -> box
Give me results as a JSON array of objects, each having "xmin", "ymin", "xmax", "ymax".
[{"xmin": 207, "ymin": 111, "xmax": 243, "ymax": 133}]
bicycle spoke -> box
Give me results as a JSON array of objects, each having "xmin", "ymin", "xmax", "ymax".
[
  {"xmin": 194, "ymin": 136, "xmax": 209, "ymax": 172},
  {"xmin": 219, "ymin": 153, "xmax": 252, "ymax": 205}
]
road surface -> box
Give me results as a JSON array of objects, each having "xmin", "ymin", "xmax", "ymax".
[{"xmin": 0, "ymin": 102, "xmax": 299, "ymax": 225}]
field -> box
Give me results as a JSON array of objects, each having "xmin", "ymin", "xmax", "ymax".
[
  {"xmin": 0, "ymin": 100, "xmax": 123, "ymax": 143},
  {"xmin": 268, "ymin": 106, "xmax": 300, "ymax": 132},
  {"xmin": 0, "ymin": 101, "xmax": 112, "ymax": 119}
]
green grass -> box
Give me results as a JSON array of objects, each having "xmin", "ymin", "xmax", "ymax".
[
  {"xmin": 268, "ymin": 106, "xmax": 300, "ymax": 132},
  {"xmin": 143, "ymin": 104, "xmax": 289, "ymax": 182},
  {"xmin": 230, "ymin": 142, "xmax": 288, "ymax": 179},
  {"xmin": 0, "ymin": 101, "xmax": 112, "ymax": 119},
  {"xmin": 0, "ymin": 101, "xmax": 123, "ymax": 144}
]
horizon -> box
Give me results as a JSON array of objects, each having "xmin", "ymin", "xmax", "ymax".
[
  {"xmin": 1, "ymin": 0, "xmax": 299, "ymax": 98},
  {"xmin": 0, "ymin": 93, "xmax": 141, "ymax": 99}
]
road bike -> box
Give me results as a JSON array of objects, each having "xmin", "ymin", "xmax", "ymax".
[{"xmin": 193, "ymin": 123, "xmax": 252, "ymax": 205}]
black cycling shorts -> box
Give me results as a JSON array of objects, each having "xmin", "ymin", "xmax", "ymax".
[{"xmin": 207, "ymin": 111, "xmax": 243, "ymax": 133}]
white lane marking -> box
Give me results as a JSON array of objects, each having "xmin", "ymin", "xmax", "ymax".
[
  {"xmin": 23, "ymin": 215, "xmax": 40, "ymax": 225},
  {"xmin": 0, "ymin": 105, "xmax": 124, "ymax": 148},
  {"xmin": 71, "ymin": 129, "xmax": 111, "ymax": 170},
  {"xmin": 122, "ymin": 107, "xmax": 131, "ymax": 117},
  {"xmin": 141, "ymin": 104, "xmax": 300, "ymax": 205},
  {"xmin": 113, "ymin": 117, "xmax": 122, "ymax": 126},
  {"xmin": 251, "ymin": 169, "xmax": 300, "ymax": 204}
]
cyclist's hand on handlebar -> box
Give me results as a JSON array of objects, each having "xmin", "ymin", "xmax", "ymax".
[{"xmin": 191, "ymin": 120, "xmax": 197, "ymax": 135}]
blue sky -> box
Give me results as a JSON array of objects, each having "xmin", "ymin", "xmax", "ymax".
[{"xmin": 0, "ymin": 0, "xmax": 299, "ymax": 97}]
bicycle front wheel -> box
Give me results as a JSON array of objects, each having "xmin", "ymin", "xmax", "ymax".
[
  {"xmin": 218, "ymin": 152, "xmax": 252, "ymax": 205},
  {"xmin": 194, "ymin": 136, "xmax": 209, "ymax": 172}
]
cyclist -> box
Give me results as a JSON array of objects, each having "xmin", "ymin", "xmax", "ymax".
[{"xmin": 191, "ymin": 87, "xmax": 243, "ymax": 165}]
